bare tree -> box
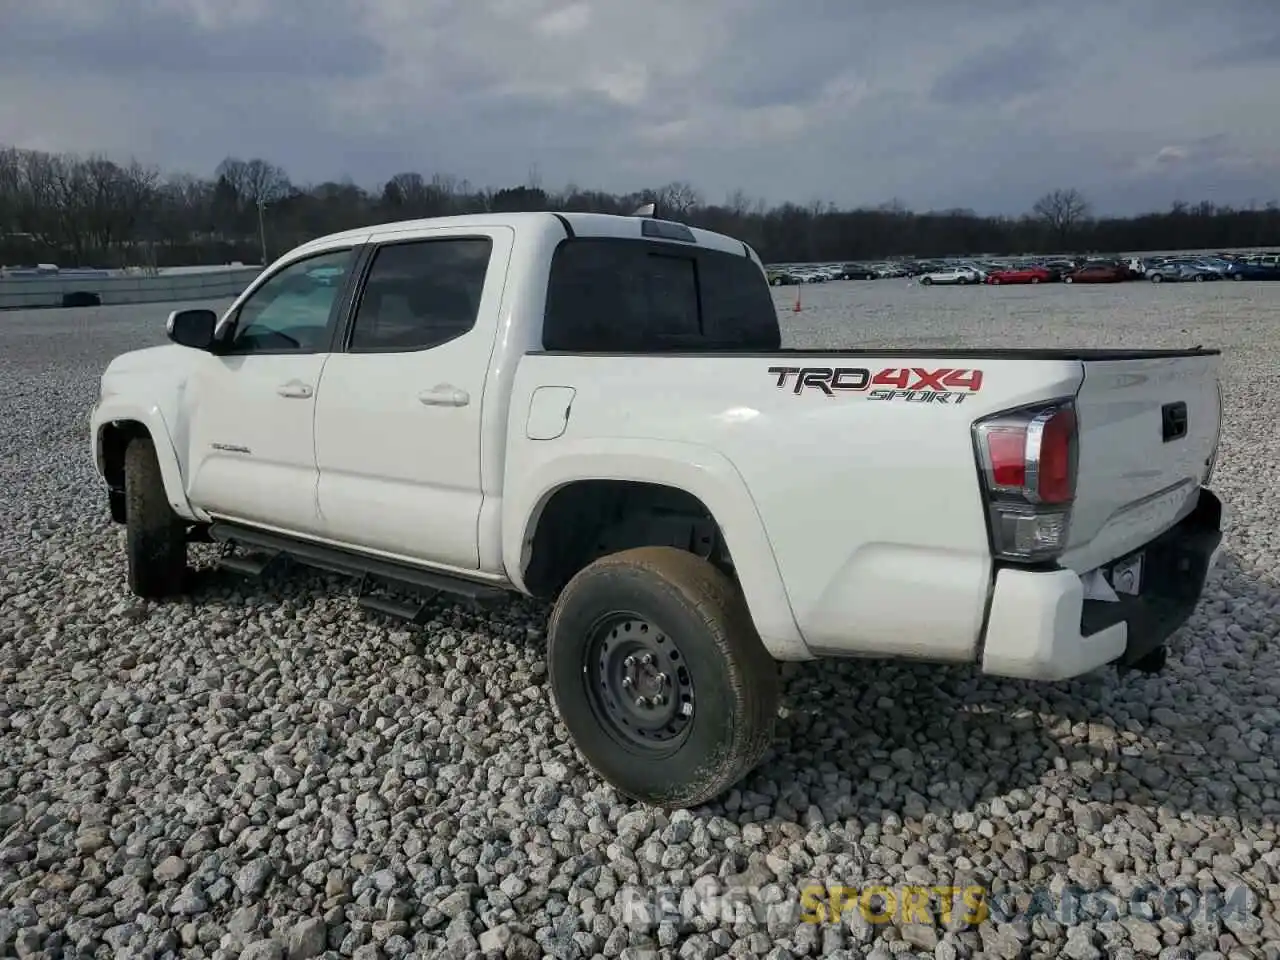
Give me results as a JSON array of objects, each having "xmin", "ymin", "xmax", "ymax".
[
  {"xmin": 151, "ymin": 173, "xmax": 211, "ymax": 252},
  {"xmin": 383, "ymin": 172, "xmax": 428, "ymax": 211},
  {"xmin": 725, "ymin": 188, "xmax": 754, "ymax": 217},
  {"xmin": 214, "ymin": 157, "xmax": 250, "ymax": 201},
  {"xmin": 655, "ymin": 181, "xmax": 702, "ymax": 219},
  {"xmin": 241, "ymin": 158, "xmax": 290, "ymax": 207},
  {"xmin": 63, "ymin": 155, "xmax": 159, "ymax": 261},
  {"xmin": 10, "ymin": 149, "xmax": 59, "ymax": 247},
  {"xmin": 0, "ymin": 148, "xmax": 20, "ymax": 234},
  {"xmin": 1033, "ymin": 188, "xmax": 1091, "ymax": 247}
]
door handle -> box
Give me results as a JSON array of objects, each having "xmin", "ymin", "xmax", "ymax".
[
  {"xmin": 418, "ymin": 385, "xmax": 470, "ymax": 407},
  {"xmin": 277, "ymin": 381, "xmax": 314, "ymax": 399}
]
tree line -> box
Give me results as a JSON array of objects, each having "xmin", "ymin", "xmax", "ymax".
[{"xmin": 1, "ymin": 145, "xmax": 1278, "ymax": 269}]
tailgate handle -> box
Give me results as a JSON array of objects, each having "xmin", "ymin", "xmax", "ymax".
[{"xmin": 1162, "ymin": 401, "xmax": 1188, "ymax": 442}]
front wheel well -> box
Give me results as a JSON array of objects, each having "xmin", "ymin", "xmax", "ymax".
[
  {"xmin": 523, "ymin": 480, "xmax": 734, "ymax": 599},
  {"xmin": 100, "ymin": 421, "xmax": 154, "ymax": 523}
]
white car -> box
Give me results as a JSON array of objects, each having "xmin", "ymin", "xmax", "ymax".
[
  {"xmin": 919, "ymin": 266, "xmax": 982, "ymax": 285},
  {"xmin": 90, "ymin": 210, "xmax": 1226, "ymax": 808}
]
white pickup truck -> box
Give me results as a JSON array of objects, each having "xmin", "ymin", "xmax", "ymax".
[{"xmin": 90, "ymin": 211, "xmax": 1225, "ymax": 808}]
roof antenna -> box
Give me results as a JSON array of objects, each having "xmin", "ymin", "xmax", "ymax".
[{"xmin": 631, "ymin": 202, "xmax": 656, "ymax": 217}]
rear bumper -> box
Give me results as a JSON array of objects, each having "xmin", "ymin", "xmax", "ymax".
[{"xmin": 980, "ymin": 488, "xmax": 1223, "ymax": 681}]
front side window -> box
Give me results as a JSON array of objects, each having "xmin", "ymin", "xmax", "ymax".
[
  {"xmin": 348, "ymin": 238, "xmax": 493, "ymax": 352},
  {"xmin": 229, "ymin": 248, "xmax": 355, "ymax": 353}
]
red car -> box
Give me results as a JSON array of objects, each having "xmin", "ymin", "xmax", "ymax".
[
  {"xmin": 986, "ymin": 266, "xmax": 1053, "ymax": 285},
  {"xmin": 1064, "ymin": 263, "xmax": 1128, "ymax": 283}
]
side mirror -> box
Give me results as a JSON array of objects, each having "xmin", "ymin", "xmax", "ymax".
[{"xmin": 166, "ymin": 308, "xmax": 218, "ymax": 350}]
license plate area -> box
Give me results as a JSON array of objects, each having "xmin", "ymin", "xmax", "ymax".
[{"xmin": 1108, "ymin": 552, "xmax": 1143, "ymax": 596}]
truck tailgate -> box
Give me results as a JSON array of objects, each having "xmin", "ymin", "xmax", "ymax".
[{"xmin": 1065, "ymin": 352, "xmax": 1221, "ymax": 571}]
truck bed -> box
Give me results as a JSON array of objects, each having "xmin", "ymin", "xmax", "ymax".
[{"xmin": 506, "ymin": 347, "xmax": 1221, "ymax": 662}]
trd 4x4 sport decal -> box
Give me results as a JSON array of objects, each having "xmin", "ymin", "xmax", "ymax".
[{"xmin": 768, "ymin": 366, "xmax": 985, "ymax": 404}]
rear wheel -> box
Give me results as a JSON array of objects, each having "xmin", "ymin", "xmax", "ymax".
[
  {"xmin": 1150, "ymin": 273, "xmax": 1163, "ymax": 283},
  {"xmin": 1031, "ymin": 277, "xmax": 1041, "ymax": 284},
  {"xmin": 124, "ymin": 437, "xmax": 188, "ymax": 598},
  {"xmin": 547, "ymin": 547, "xmax": 779, "ymax": 808},
  {"xmin": 921, "ymin": 277, "xmax": 932, "ymax": 285},
  {"xmin": 1065, "ymin": 276, "xmax": 1074, "ymax": 284}
]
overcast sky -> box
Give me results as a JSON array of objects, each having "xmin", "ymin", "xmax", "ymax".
[{"xmin": 2, "ymin": 0, "xmax": 1279, "ymax": 216}]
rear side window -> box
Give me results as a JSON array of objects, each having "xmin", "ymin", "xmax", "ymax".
[
  {"xmin": 543, "ymin": 238, "xmax": 780, "ymax": 352},
  {"xmin": 348, "ymin": 237, "xmax": 492, "ymax": 352}
]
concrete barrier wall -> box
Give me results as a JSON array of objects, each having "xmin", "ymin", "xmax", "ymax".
[{"xmin": 0, "ymin": 267, "xmax": 263, "ymax": 310}]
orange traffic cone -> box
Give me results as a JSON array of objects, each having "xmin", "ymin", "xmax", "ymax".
[{"xmin": 793, "ymin": 286, "xmax": 802, "ymax": 312}]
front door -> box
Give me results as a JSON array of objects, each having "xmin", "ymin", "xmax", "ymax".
[
  {"xmin": 313, "ymin": 227, "xmax": 513, "ymax": 570},
  {"xmin": 182, "ymin": 246, "xmax": 360, "ymax": 535}
]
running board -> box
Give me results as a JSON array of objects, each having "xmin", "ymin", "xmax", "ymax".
[
  {"xmin": 357, "ymin": 594, "xmax": 430, "ymax": 624},
  {"xmin": 207, "ymin": 522, "xmax": 510, "ymax": 603},
  {"xmin": 217, "ymin": 553, "xmax": 277, "ymax": 578}
]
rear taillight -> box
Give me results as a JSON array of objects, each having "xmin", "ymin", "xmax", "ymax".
[{"xmin": 973, "ymin": 401, "xmax": 1079, "ymax": 563}]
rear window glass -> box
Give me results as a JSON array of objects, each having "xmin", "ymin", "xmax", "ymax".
[{"xmin": 543, "ymin": 237, "xmax": 780, "ymax": 352}]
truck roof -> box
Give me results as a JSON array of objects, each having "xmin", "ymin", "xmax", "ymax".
[{"xmin": 293, "ymin": 211, "xmax": 756, "ymax": 261}]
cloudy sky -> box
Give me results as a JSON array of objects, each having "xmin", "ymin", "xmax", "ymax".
[{"xmin": 2, "ymin": 0, "xmax": 1279, "ymax": 216}]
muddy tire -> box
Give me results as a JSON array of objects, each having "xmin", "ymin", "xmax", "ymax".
[
  {"xmin": 124, "ymin": 437, "xmax": 188, "ymax": 598},
  {"xmin": 547, "ymin": 546, "xmax": 780, "ymax": 808}
]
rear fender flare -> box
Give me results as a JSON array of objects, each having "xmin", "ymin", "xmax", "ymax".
[{"xmin": 504, "ymin": 439, "xmax": 811, "ymax": 660}]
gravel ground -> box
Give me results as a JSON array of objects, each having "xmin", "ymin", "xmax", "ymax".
[{"xmin": 2, "ymin": 282, "xmax": 1279, "ymax": 960}]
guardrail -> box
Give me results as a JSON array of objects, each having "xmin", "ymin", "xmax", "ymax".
[{"xmin": 0, "ymin": 267, "xmax": 262, "ymax": 310}]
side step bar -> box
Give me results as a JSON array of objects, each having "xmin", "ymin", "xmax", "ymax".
[
  {"xmin": 218, "ymin": 553, "xmax": 277, "ymax": 578},
  {"xmin": 208, "ymin": 522, "xmax": 510, "ymax": 609},
  {"xmin": 357, "ymin": 593, "xmax": 429, "ymax": 623}
]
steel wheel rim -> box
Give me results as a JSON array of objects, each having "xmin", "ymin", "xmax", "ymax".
[{"xmin": 585, "ymin": 614, "xmax": 695, "ymax": 751}]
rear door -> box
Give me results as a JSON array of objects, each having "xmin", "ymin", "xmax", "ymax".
[
  {"xmin": 1064, "ymin": 352, "xmax": 1222, "ymax": 570},
  {"xmin": 312, "ymin": 226, "xmax": 513, "ymax": 570}
]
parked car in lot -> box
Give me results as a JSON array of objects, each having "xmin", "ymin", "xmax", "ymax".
[
  {"xmin": 986, "ymin": 265, "xmax": 1054, "ymax": 285},
  {"xmin": 1193, "ymin": 257, "xmax": 1233, "ymax": 276},
  {"xmin": 1064, "ymin": 263, "xmax": 1128, "ymax": 283},
  {"xmin": 1040, "ymin": 260, "xmax": 1077, "ymax": 279},
  {"xmin": 1224, "ymin": 259, "xmax": 1280, "ymax": 281},
  {"xmin": 1146, "ymin": 262, "xmax": 1220, "ymax": 283},
  {"xmin": 792, "ymin": 267, "xmax": 828, "ymax": 283},
  {"xmin": 88, "ymin": 210, "xmax": 1226, "ymax": 808},
  {"xmin": 919, "ymin": 266, "xmax": 982, "ymax": 285},
  {"xmin": 766, "ymin": 267, "xmax": 802, "ymax": 286},
  {"xmin": 839, "ymin": 262, "xmax": 879, "ymax": 280}
]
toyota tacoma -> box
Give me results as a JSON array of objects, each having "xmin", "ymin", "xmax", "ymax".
[{"xmin": 90, "ymin": 211, "xmax": 1225, "ymax": 808}]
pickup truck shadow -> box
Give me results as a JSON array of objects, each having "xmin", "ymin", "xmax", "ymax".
[{"xmin": 751, "ymin": 548, "xmax": 1276, "ymax": 832}]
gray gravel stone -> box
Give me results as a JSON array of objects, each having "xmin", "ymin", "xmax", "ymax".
[
  {"xmin": 286, "ymin": 917, "xmax": 326, "ymax": 959},
  {"xmin": 152, "ymin": 854, "xmax": 188, "ymax": 885}
]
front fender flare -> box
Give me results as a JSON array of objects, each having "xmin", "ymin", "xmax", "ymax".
[
  {"xmin": 503, "ymin": 438, "xmax": 811, "ymax": 661},
  {"xmin": 91, "ymin": 400, "xmax": 203, "ymax": 523}
]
